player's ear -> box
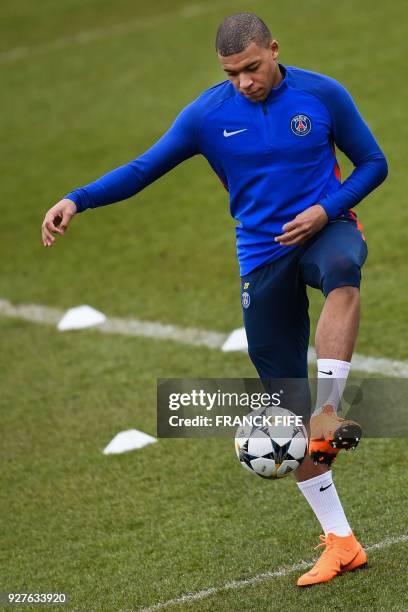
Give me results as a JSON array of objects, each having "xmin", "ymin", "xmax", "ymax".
[{"xmin": 269, "ymin": 40, "xmax": 279, "ymax": 60}]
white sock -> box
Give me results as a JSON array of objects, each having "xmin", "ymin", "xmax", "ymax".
[
  {"xmin": 313, "ymin": 358, "xmax": 351, "ymax": 415},
  {"xmin": 297, "ymin": 471, "xmax": 352, "ymax": 537}
]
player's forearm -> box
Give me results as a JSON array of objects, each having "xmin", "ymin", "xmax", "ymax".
[
  {"xmin": 319, "ymin": 152, "xmax": 388, "ymax": 220},
  {"xmin": 64, "ymin": 162, "xmax": 146, "ymax": 212}
]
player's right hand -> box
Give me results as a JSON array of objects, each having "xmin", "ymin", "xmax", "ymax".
[{"xmin": 42, "ymin": 198, "xmax": 77, "ymax": 247}]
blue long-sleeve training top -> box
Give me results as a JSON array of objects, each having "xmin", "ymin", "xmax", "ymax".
[{"xmin": 65, "ymin": 64, "xmax": 388, "ymax": 276}]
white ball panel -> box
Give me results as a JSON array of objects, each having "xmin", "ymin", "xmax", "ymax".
[
  {"xmin": 247, "ymin": 432, "xmax": 273, "ymax": 457},
  {"xmin": 288, "ymin": 435, "xmax": 307, "ymax": 460},
  {"xmin": 250, "ymin": 457, "xmax": 277, "ymax": 478}
]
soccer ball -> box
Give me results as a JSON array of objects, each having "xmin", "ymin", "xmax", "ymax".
[{"xmin": 235, "ymin": 406, "xmax": 308, "ymax": 479}]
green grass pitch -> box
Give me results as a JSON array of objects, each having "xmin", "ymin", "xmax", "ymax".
[{"xmin": 1, "ymin": 0, "xmax": 407, "ymax": 610}]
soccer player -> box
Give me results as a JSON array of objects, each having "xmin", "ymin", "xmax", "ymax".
[{"xmin": 41, "ymin": 13, "xmax": 387, "ymax": 586}]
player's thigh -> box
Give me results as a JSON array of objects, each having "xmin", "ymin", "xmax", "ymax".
[
  {"xmin": 299, "ymin": 219, "xmax": 368, "ymax": 296},
  {"xmin": 241, "ymin": 252, "xmax": 310, "ymax": 378}
]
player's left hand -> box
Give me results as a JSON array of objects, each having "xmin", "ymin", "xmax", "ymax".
[{"xmin": 274, "ymin": 204, "xmax": 328, "ymax": 246}]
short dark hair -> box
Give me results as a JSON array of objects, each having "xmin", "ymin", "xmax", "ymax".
[{"xmin": 215, "ymin": 13, "xmax": 272, "ymax": 56}]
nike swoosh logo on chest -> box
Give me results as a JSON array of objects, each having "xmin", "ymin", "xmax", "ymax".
[{"xmin": 223, "ymin": 128, "xmax": 248, "ymax": 138}]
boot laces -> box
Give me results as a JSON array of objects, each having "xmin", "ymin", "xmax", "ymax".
[{"xmin": 314, "ymin": 534, "xmax": 335, "ymax": 552}]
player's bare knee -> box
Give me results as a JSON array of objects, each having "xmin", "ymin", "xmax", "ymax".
[{"xmin": 323, "ymin": 255, "xmax": 362, "ymax": 296}]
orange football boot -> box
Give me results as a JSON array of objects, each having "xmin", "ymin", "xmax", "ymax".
[
  {"xmin": 297, "ymin": 532, "xmax": 367, "ymax": 587},
  {"xmin": 309, "ymin": 405, "xmax": 362, "ymax": 466}
]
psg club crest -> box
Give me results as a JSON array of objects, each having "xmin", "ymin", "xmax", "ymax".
[
  {"xmin": 241, "ymin": 291, "xmax": 251, "ymax": 309},
  {"xmin": 290, "ymin": 114, "xmax": 312, "ymax": 136}
]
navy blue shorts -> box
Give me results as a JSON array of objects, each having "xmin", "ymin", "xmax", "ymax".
[{"xmin": 241, "ymin": 219, "xmax": 368, "ymax": 379}]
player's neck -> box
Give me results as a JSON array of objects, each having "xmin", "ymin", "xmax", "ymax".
[
  {"xmin": 272, "ymin": 64, "xmax": 284, "ymax": 88},
  {"xmin": 262, "ymin": 64, "xmax": 284, "ymax": 101}
]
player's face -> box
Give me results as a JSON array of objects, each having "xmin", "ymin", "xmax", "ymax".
[{"xmin": 218, "ymin": 41, "xmax": 281, "ymax": 102}]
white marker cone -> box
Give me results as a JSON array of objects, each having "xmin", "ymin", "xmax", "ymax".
[
  {"xmin": 103, "ymin": 429, "xmax": 157, "ymax": 455},
  {"xmin": 57, "ymin": 305, "xmax": 106, "ymax": 331},
  {"xmin": 221, "ymin": 327, "xmax": 248, "ymax": 352}
]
